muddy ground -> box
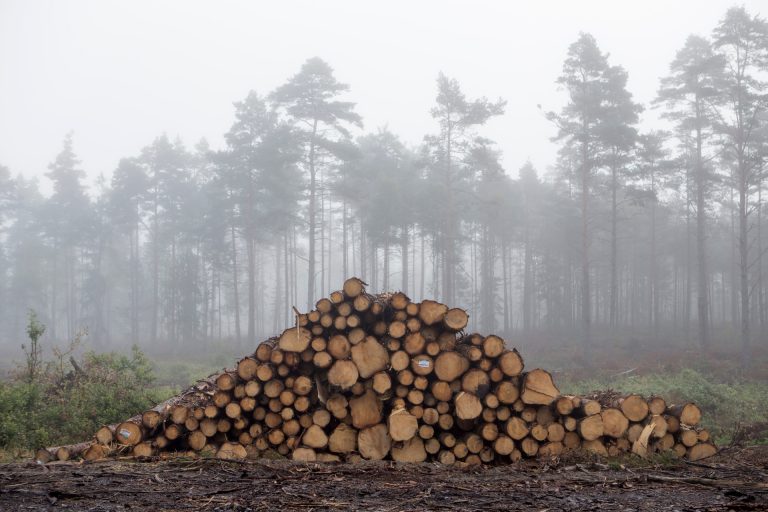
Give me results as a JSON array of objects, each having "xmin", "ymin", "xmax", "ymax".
[{"xmin": 1, "ymin": 447, "xmax": 766, "ymax": 511}]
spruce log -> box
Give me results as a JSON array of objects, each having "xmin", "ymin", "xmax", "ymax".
[
  {"xmin": 505, "ymin": 417, "xmax": 529, "ymax": 440},
  {"xmin": 115, "ymin": 421, "xmax": 143, "ymax": 446},
  {"xmin": 216, "ymin": 442, "xmax": 247, "ymax": 459},
  {"xmin": 520, "ymin": 369, "xmax": 559, "ymax": 405},
  {"xmin": 349, "ymin": 390, "xmax": 383, "ymax": 429},
  {"xmin": 601, "ymin": 408, "xmax": 629, "ymax": 438},
  {"xmin": 292, "ymin": 447, "xmax": 317, "ymax": 461},
  {"xmin": 669, "ymin": 403, "xmax": 702, "ymax": 426},
  {"xmin": 418, "ymin": 300, "xmax": 448, "ymax": 325},
  {"xmin": 444, "ymin": 308, "xmax": 469, "ymax": 331},
  {"xmin": 388, "ymin": 408, "xmax": 419, "ymax": 441},
  {"xmin": 343, "ymin": 277, "xmax": 366, "ymax": 298},
  {"xmin": 302, "ymin": 425, "xmax": 329, "ymax": 449},
  {"xmin": 498, "ymin": 350, "xmax": 524, "ymax": 377},
  {"xmin": 687, "ymin": 443, "xmax": 717, "ymax": 461},
  {"xmin": 454, "ymin": 392, "xmax": 483, "ymax": 420},
  {"xmin": 482, "ymin": 335, "xmax": 505, "ymax": 358},
  {"xmin": 328, "ymin": 360, "xmax": 359, "ymax": 389},
  {"xmin": 461, "ymin": 369, "xmax": 490, "ymax": 397},
  {"xmin": 278, "ymin": 327, "xmax": 312, "ymax": 353},
  {"xmin": 358, "ymin": 424, "xmax": 391, "ymax": 460},
  {"xmin": 391, "ymin": 437, "xmax": 427, "ymax": 462},
  {"xmin": 434, "ymin": 351, "xmax": 470, "ymax": 382},
  {"xmin": 615, "ymin": 394, "xmax": 649, "ymax": 422},
  {"xmin": 327, "ymin": 335, "xmax": 351, "ymax": 359},
  {"xmin": 329, "ymin": 424, "xmax": 358, "ymax": 453},
  {"xmin": 648, "ymin": 396, "xmax": 667, "ymax": 416},
  {"xmin": 411, "ymin": 355, "xmax": 434, "ymax": 376},
  {"xmin": 578, "ymin": 414, "xmax": 604, "ymax": 441}
]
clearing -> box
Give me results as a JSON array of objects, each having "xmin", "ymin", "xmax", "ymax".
[{"xmin": 1, "ymin": 446, "xmax": 766, "ymax": 511}]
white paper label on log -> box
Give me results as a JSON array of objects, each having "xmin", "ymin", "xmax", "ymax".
[
  {"xmin": 119, "ymin": 429, "xmax": 131, "ymax": 439},
  {"xmin": 418, "ymin": 360, "xmax": 430, "ymax": 368}
]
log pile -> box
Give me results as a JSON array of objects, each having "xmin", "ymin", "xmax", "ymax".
[{"xmin": 36, "ymin": 278, "xmax": 717, "ymax": 465}]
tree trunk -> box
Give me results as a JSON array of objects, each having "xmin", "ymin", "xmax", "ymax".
[
  {"xmin": 274, "ymin": 240, "xmax": 282, "ymax": 333},
  {"xmin": 170, "ymin": 236, "xmax": 177, "ymax": 346},
  {"xmin": 230, "ymin": 221, "xmax": 241, "ymax": 344},
  {"xmin": 247, "ymin": 236, "xmax": 255, "ymax": 346},
  {"xmin": 307, "ymin": 119, "xmax": 318, "ymax": 310},
  {"xmin": 383, "ymin": 242, "xmax": 389, "ymax": 292},
  {"xmin": 610, "ymin": 156, "xmax": 618, "ymax": 327},
  {"xmin": 738, "ymin": 161, "xmax": 750, "ymax": 367},
  {"xmin": 581, "ymin": 135, "xmax": 592, "ymax": 361},
  {"xmin": 685, "ymin": 171, "xmax": 692, "ymax": 342},
  {"xmin": 503, "ymin": 240, "xmax": 510, "ymax": 333},
  {"xmin": 327, "ymin": 184, "xmax": 332, "ymax": 297},
  {"xmin": 320, "ymin": 175, "xmax": 326, "ymax": 298},
  {"xmin": 130, "ymin": 216, "xmax": 139, "ymax": 346},
  {"xmin": 343, "ymin": 200, "xmax": 349, "ymax": 281},
  {"xmin": 401, "ymin": 224, "xmax": 408, "ymax": 294},
  {"xmin": 523, "ymin": 221, "xmax": 533, "ymax": 333},
  {"xmin": 359, "ymin": 220, "xmax": 366, "ymax": 282},
  {"xmin": 695, "ymin": 115, "xmax": 710, "ymax": 350},
  {"xmin": 420, "ymin": 230, "xmax": 425, "ymax": 299},
  {"xmin": 650, "ymin": 170, "xmax": 659, "ymax": 340},
  {"xmin": 284, "ymin": 230, "xmax": 290, "ymax": 328},
  {"xmin": 481, "ymin": 226, "xmax": 496, "ymax": 333},
  {"xmin": 758, "ymin": 182, "xmax": 765, "ymax": 340},
  {"xmin": 444, "ymin": 120, "xmax": 455, "ymax": 305},
  {"xmin": 152, "ymin": 189, "xmax": 159, "ymax": 345}
]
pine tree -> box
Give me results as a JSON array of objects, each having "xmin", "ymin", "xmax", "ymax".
[
  {"xmin": 656, "ymin": 34, "xmax": 725, "ymax": 349},
  {"xmin": 43, "ymin": 133, "xmax": 95, "ymax": 341},
  {"xmin": 109, "ymin": 158, "xmax": 149, "ymax": 345},
  {"xmin": 424, "ymin": 73, "xmax": 505, "ymax": 305},
  {"xmin": 548, "ymin": 33, "xmax": 617, "ymax": 360},
  {"xmin": 270, "ymin": 58, "xmax": 362, "ymax": 309},
  {"xmin": 711, "ymin": 7, "xmax": 768, "ymax": 367}
]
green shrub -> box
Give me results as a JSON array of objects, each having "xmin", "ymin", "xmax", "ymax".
[
  {"xmin": 0, "ymin": 313, "xmax": 169, "ymax": 450},
  {"xmin": 34, "ymin": 346, "xmax": 165, "ymax": 445},
  {"xmin": 0, "ymin": 382, "xmax": 49, "ymax": 449}
]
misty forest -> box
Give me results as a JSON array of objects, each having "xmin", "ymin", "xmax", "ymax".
[
  {"xmin": 4, "ymin": 7, "xmax": 768, "ymax": 369},
  {"xmin": 2, "ymin": 4, "xmax": 768, "ymax": 507}
]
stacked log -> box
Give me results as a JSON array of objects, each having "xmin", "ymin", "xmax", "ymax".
[{"xmin": 36, "ymin": 277, "xmax": 717, "ymax": 465}]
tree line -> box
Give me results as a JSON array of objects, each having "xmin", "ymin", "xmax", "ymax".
[{"xmin": 0, "ymin": 6, "xmax": 766, "ymax": 365}]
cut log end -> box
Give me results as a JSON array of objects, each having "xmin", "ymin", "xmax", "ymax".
[
  {"xmin": 115, "ymin": 422, "xmax": 143, "ymax": 446},
  {"xmin": 343, "ymin": 277, "xmax": 366, "ymax": 298},
  {"xmin": 419, "ymin": 300, "xmax": 449, "ymax": 326},
  {"xmin": 278, "ymin": 327, "xmax": 312, "ymax": 353},
  {"xmin": 444, "ymin": 308, "xmax": 469, "ymax": 331},
  {"xmin": 687, "ymin": 443, "xmax": 717, "ymax": 461},
  {"xmin": 520, "ymin": 369, "xmax": 559, "ymax": 405}
]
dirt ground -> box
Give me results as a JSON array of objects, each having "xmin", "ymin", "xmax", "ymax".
[{"xmin": 1, "ymin": 447, "xmax": 767, "ymax": 511}]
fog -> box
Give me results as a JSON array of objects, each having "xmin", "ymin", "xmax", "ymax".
[
  {"xmin": 1, "ymin": 0, "xmax": 767, "ymax": 369},
  {"xmin": 3, "ymin": 0, "xmax": 761, "ymax": 186}
]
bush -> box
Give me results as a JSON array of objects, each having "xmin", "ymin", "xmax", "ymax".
[
  {"xmin": 0, "ymin": 314, "xmax": 167, "ymax": 450},
  {"xmin": 0, "ymin": 382, "xmax": 49, "ymax": 449},
  {"xmin": 36, "ymin": 346, "xmax": 164, "ymax": 445}
]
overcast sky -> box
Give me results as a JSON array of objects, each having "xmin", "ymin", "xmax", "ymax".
[{"xmin": 1, "ymin": 0, "xmax": 764, "ymax": 194}]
